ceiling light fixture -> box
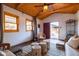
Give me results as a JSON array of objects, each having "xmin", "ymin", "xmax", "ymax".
[{"xmin": 43, "ymin": 4, "xmax": 48, "ymax": 12}]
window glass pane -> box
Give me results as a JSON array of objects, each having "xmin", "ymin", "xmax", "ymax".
[
  {"xmin": 5, "ymin": 15, "xmax": 16, "ymax": 23},
  {"xmin": 5, "ymin": 23, "xmax": 17, "ymax": 30},
  {"xmin": 26, "ymin": 21, "xmax": 32, "ymax": 26},
  {"xmin": 26, "ymin": 26, "xmax": 32, "ymax": 30}
]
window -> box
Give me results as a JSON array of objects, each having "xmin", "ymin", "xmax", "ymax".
[
  {"xmin": 26, "ymin": 20, "xmax": 33, "ymax": 31},
  {"xmin": 4, "ymin": 12, "xmax": 19, "ymax": 32}
]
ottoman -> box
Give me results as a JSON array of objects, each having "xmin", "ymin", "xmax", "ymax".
[
  {"xmin": 39, "ymin": 42, "xmax": 48, "ymax": 55},
  {"xmin": 43, "ymin": 40, "xmax": 50, "ymax": 50},
  {"xmin": 56, "ymin": 41, "xmax": 65, "ymax": 50},
  {"xmin": 32, "ymin": 45, "xmax": 41, "ymax": 56}
]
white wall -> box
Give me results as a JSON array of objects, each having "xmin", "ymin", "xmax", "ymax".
[
  {"xmin": 75, "ymin": 10, "xmax": 79, "ymax": 36},
  {"xmin": 3, "ymin": 5, "xmax": 33, "ymax": 46},
  {"xmin": 37, "ymin": 18, "xmax": 41, "ymax": 34},
  {"xmin": 40, "ymin": 13, "xmax": 76, "ymax": 40}
]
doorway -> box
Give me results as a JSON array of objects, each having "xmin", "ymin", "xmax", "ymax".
[{"xmin": 50, "ymin": 22, "xmax": 59, "ymax": 40}]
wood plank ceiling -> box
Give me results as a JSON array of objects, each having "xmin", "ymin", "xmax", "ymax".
[{"xmin": 4, "ymin": 3, "xmax": 79, "ymax": 20}]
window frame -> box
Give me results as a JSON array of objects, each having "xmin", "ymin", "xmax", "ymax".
[
  {"xmin": 25, "ymin": 19, "xmax": 33, "ymax": 31},
  {"xmin": 4, "ymin": 12, "xmax": 19, "ymax": 32}
]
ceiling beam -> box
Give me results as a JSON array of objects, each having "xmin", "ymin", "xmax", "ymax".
[
  {"xmin": 15, "ymin": 3, "xmax": 23, "ymax": 9},
  {"xmin": 4, "ymin": 4, "xmax": 35, "ymax": 17}
]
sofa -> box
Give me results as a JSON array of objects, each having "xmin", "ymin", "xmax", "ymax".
[{"xmin": 65, "ymin": 42, "xmax": 79, "ymax": 56}]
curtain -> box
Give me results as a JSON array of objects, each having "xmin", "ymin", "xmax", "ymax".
[{"xmin": 43, "ymin": 23, "xmax": 50, "ymax": 39}]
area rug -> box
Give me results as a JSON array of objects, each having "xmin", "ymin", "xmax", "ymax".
[
  {"xmin": 14, "ymin": 43, "xmax": 65, "ymax": 56},
  {"xmin": 47, "ymin": 43, "xmax": 65, "ymax": 56}
]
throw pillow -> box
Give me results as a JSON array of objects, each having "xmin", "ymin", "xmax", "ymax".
[
  {"xmin": 67, "ymin": 37, "xmax": 79, "ymax": 49},
  {"xmin": 0, "ymin": 51, "xmax": 6, "ymax": 56}
]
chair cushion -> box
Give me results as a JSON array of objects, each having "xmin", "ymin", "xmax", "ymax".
[{"xmin": 67, "ymin": 36, "xmax": 79, "ymax": 49}]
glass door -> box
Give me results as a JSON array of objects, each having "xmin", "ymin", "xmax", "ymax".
[{"xmin": 50, "ymin": 22, "xmax": 59, "ymax": 39}]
